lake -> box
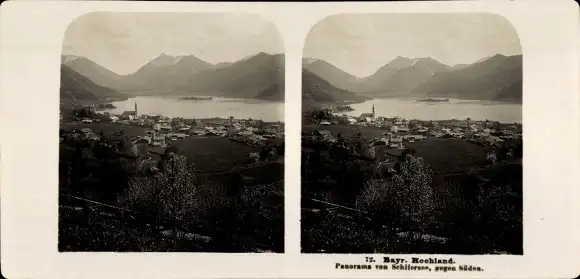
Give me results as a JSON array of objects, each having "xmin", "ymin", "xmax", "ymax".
[
  {"xmin": 341, "ymin": 98, "xmax": 522, "ymax": 123},
  {"xmin": 105, "ymin": 96, "xmax": 285, "ymax": 122}
]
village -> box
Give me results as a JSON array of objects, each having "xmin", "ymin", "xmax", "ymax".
[
  {"xmin": 60, "ymin": 102, "xmax": 285, "ymax": 170},
  {"xmin": 310, "ymin": 104, "xmax": 522, "ymax": 153}
]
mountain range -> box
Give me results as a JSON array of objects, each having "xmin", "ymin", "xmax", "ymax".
[
  {"xmin": 302, "ymin": 54, "xmax": 522, "ymax": 103},
  {"xmin": 61, "ymin": 51, "xmax": 521, "ymax": 105},
  {"xmin": 60, "ymin": 52, "xmax": 285, "ymax": 102}
]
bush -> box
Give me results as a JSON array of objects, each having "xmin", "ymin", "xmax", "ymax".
[
  {"xmin": 473, "ymin": 184, "xmax": 522, "ymax": 253},
  {"xmin": 357, "ymin": 156, "xmax": 435, "ymax": 232},
  {"xmin": 118, "ymin": 154, "xmax": 197, "ymax": 235},
  {"xmin": 304, "ymin": 108, "xmax": 333, "ymax": 124}
]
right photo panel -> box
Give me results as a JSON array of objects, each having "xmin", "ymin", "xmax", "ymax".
[{"xmin": 301, "ymin": 13, "xmax": 523, "ymax": 254}]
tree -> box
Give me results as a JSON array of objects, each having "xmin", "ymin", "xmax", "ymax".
[
  {"xmin": 357, "ymin": 156, "xmax": 435, "ymax": 234},
  {"xmin": 119, "ymin": 153, "xmax": 197, "ymax": 247},
  {"xmin": 158, "ymin": 154, "xmax": 197, "ymax": 238},
  {"xmin": 474, "ymin": 184, "xmax": 522, "ymax": 253}
]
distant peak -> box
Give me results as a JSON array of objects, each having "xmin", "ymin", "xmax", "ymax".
[
  {"xmin": 176, "ymin": 54, "xmax": 199, "ymax": 60},
  {"xmin": 302, "ymin": 58, "xmax": 319, "ymax": 65},
  {"xmin": 153, "ymin": 53, "xmax": 175, "ymax": 60},
  {"xmin": 414, "ymin": 57, "xmax": 434, "ymax": 62},
  {"xmin": 61, "ymin": 54, "xmax": 82, "ymax": 64},
  {"xmin": 394, "ymin": 56, "xmax": 411, "ymax": 61}
]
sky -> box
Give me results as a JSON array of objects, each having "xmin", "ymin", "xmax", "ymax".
[
  {"xmin": 62, "ymin": 12, "xmax": 284, "ymax": 75},
  {"xmin": 303, "ymin": 13, "xmax": 522, "ymax": 78}
]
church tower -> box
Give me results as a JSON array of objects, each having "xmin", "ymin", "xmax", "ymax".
[
  {"xmin": 134, "ymin": 101, "xmax": 138, "ymax": 118},
  {"xmin": 372, "ymin": 104, "xmax": 375, "ymax": 117}
]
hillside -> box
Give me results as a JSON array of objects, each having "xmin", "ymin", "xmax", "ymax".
[
  {"xmin": 62, "ymin": 55, "xmax": 122, "ymax": 89},
  {"xmin": 256, "ymin": 82, "xmax": 284, "ymax": 101},
  {"xmin": 303, "ymin": 58, "xmax": 362, "ymax": 92},
  {"xmin": 302, "ymin": 69, "xmax": 368, "ymax": 105},
  {"xmin": 114, "ymin": 53, "xmax": 215, "ymax": 93},
  {"xmin": 60, "ymin": 64, "xmax": 125, "ymax": 102},
  {"xmin": 413, "ymin": 54, "xmax": 522, "ymax": 102},
  {"xmin": 364, "ymin": 57, "xmax": 451, "ymax": 93},
  {"xmin": 175, "ymin": 52, "xmax": 285, "ymax": 101}
]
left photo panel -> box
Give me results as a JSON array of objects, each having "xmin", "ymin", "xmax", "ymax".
[{"xmin": 58, "ymin": 12, "xmax": 285, "ymax": 253}]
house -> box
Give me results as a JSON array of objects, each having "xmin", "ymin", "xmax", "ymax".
[
  {"xmin": 348, "ymin": 118, "xmax": 357, "ymax": 125},
  {"xmin": 134, "ymin": 136, "xmax": 151, "ymax": 144},
  {"xmin": 79, "ymin": 128, "xmax": 92, "ymax": 137},
  {"xmin": 238, "ymin": 130, "xmax": 254, "ymax": 137},
  {"xmin": 416, "ymin": 128, "xmax": 429, "ymax": 134},
  {"xmin": 192, "ymin": 119, "xmax": 203, "ymax": 127},
  {"xmin": 320, "ymin": 121, "xmax": 331, "ymax": 126},
  {"xmin": 81, "ymin": 119, "xmax": 93, "ymax": 124},
  {"xmin": 398, "ymin": 126, "xmax": 410, "ymax": 134},
  {"xmin": 121, "ymin": 111, "xmax": 136, "ymax": 120},
  {"xmin": 166, "ymin": 133, "xmax": 179, "ymax": 141},
  {"xmin": 193, "ymin": 129, "xmax": 206, "ymax": 135},
  {"xmin": 316, "ymin": 130, "xmax": 331, "ymax": 136},
  {"xmin": 151, "ymin": 136, "xmax": 165, "ymax": 147},
  {"xmin": 110, "ymin": 133, "xmax": 131, "ymax": 152},
  {"xmin": 389, "ymin": 136, "xmax": 403, "ymax": 148},
  {"xmin": 249, "ymin": 152, "xmax": 260, "ymax": 162},
  {"xmin": 384, "ymin": 148, "xmax": 405, "ymax": 160},
  {"xmin": 405, "ymin": 135, "xmax": 425, "ymax": 142},
  {"xmin": 372, "ymin": 138, "xmax": 388, "ymax": 146},
  {"xmin": 358, "ymin": 113, "xmax": 374, "ymax": 122},
  {"xmin": 377, "ymin": 161, "xmax": 397, "ymax": 176}
]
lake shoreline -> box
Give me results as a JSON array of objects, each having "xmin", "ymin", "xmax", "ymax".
[
  {"xmin": 332, "ymin": 97, "xmax": 522, "ymax": 123},
  {"xmin": 99, "ymin": 96, "xmax": 285, "ymax": 123}
]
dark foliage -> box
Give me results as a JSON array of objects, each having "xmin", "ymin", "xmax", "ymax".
[
  {"xmin": 301, "ymin": 132, "xmax": 523, "ymax": 254},
  {"xmin": 59, "ymin": 134, "xmax": 284, "ymax": 252}
]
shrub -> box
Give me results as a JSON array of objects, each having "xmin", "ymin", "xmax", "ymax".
[
  {"xmin": 357, "ymin": 156, "xmax": 435, "ymax": 232},
  {"xmin": 118, "ymin": 154, "xmax": 197, "ymax": 237},
  {"xmin": 473, "ymin": 184, "xmax": 522, "ymax": 253}
]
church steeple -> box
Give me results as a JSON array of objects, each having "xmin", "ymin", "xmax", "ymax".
[
  {"xmin": 134, "ymin": 101, "xmax": 138, "ymax": 118},
  {"xmin": 372, "ymin": 104, "xmax": 375, "ymax": 117}
]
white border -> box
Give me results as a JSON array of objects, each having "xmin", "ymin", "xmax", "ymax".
[{"xmin": 1, "ymin": 1, "xmax": 579, "ymax": 279}]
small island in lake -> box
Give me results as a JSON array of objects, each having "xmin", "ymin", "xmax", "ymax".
[
  {"xmin": 332, "ymin": 106, "xmax": 354, "ymax": 112},
  {"xmin": 180, "ymin": 96, "xmax": 213, "ymax": 101},
  {"xmin": 95, "ymin": 103, "xmax": 117, "ymax": 109},
  {"xmin": 418, "ymin": 98, "xmax": 450, "ymax": 103}
]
